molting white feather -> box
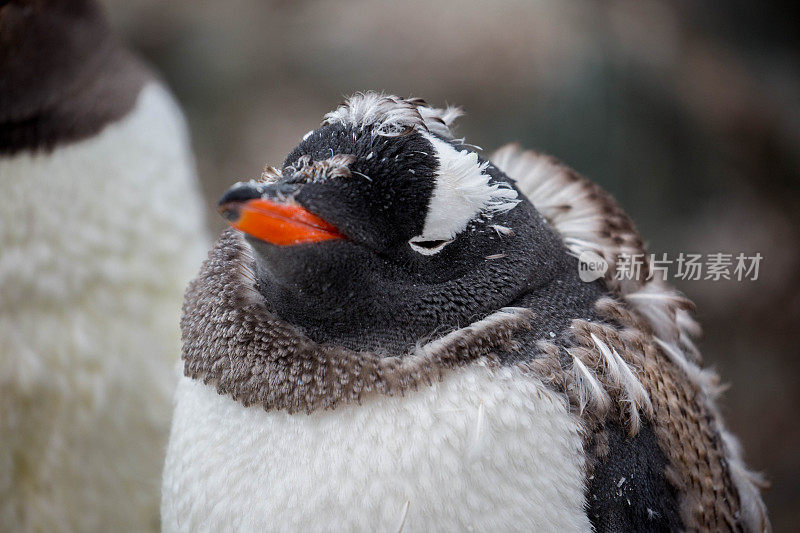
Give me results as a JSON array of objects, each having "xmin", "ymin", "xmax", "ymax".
[
  {"xmin": 322, "ymin": 91, "xmax": 463, "ymax": 139},
  {"xmin": 417, "ymin": 133, "xmax": 519, "ymax": 242},
  {"xmin": 491, "ymin": 144, "xmax": 770, "ymax": 532}
]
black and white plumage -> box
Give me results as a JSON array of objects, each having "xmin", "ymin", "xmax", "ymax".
[
  {"xmin": 0, "ymin": 1, "xmax": 207, "ymax": 530},
  {"xmin": 162, "ymin": 92, "xmax": 769, "ymax": 532}
]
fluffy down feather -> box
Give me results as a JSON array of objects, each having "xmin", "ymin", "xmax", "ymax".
[{"xmin": 162, "ymin": 364, "xmax": 591, "ymax": 532}]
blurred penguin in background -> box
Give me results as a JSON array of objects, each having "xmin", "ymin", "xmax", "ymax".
[{"xmin": 0, "ymin": 0, "xmax": 208, "ymax": 530}]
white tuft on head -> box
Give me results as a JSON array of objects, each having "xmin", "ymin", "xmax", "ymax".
[
  {"xmin": 322, "ymin": 91, "xmax": 463, "ymax": 139},
  {"xmin": 417, "ymin": 133, "xmax": 519, "ymax": 241}
]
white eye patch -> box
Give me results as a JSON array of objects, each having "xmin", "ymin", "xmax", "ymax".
[
  {"xmin": 417, "ymin": 133, "xmax": 519, "ymax": 242},
  {"xmin": 408, "ymin": 237, "xmax": 453, "ymax": 255}
]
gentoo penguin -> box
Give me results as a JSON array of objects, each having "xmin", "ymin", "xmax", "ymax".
[
  {"xmin": 0, "ymin": 1, "xmax": 207, "ymax": 531},
  {"xmin": 162, "ymin": 92, "xmax": 769, "ymax": 532}
]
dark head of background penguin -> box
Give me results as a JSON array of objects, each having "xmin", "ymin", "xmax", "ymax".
[
  {"xmin": 0, "ymin": 0, "xmax": 148, "ymax": 153},
  {"xmin": 219, "ymin": 93, "xmax": 604, "ymax": 353}
]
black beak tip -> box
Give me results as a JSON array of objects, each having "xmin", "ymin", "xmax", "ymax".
[{"xmin": 217, "ymin": 182, "xmax": 264, "ymax": 207}]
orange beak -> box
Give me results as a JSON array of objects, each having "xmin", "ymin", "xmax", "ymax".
[{"xmin": 219, "ymin": 198, "xmax": 344, "ymax": 245}]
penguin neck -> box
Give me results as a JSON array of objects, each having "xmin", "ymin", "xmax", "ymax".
[
  {"xmin": 252, "ymin": 248, "xmax": 549, "ymax": 354},
  {"xmin": 181, "ymin": 230, "xmax": 539, "ymax": 414}
]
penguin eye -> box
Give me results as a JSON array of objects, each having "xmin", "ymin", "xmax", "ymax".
[{"xmin": 409, "ymin": 237, "xmax": 453, "ymax": 256}]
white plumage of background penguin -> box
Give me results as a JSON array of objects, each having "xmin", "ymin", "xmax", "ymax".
[
  {"xmin": 0, "ymin": 0, "xmax": 207, "ymax": 530},
  {"xmin": 162, "ymin": 92, "xmax": 770, "ymax": 532}
]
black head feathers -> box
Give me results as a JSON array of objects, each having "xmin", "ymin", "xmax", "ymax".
[{"xmin": 218, "ymin": 92, "xmax": 598, "ymax": 352}]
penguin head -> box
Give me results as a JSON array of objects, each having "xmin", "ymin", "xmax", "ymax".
[
  {"xmin": 219, "ymin": 93, "xmax": 570, "ymax": 352},
  {"xmin": 0, "ymin": 0, "xmax": 109, "ymax": 123}
]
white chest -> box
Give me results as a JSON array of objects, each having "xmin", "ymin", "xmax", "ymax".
[{"xmin": 162, "ymin": 364, "xmax": 591, "ymax": 532}]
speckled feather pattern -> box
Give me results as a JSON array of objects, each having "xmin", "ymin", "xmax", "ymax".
[
  {"xmin": 492, "ymin": 144, "xmax": 769, "ymax": 532},
  {"xmin": 181, "ymin": 230, "xmax": 536, "ymax": 414},
  {"xmin": 286, "ymin": 153, "xmax": 356, "ymax": 183}
]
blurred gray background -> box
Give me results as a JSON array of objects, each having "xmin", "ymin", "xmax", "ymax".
[{"xmin": 104, "ymin": 1, "xmax": 799, "ymax": 529}]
